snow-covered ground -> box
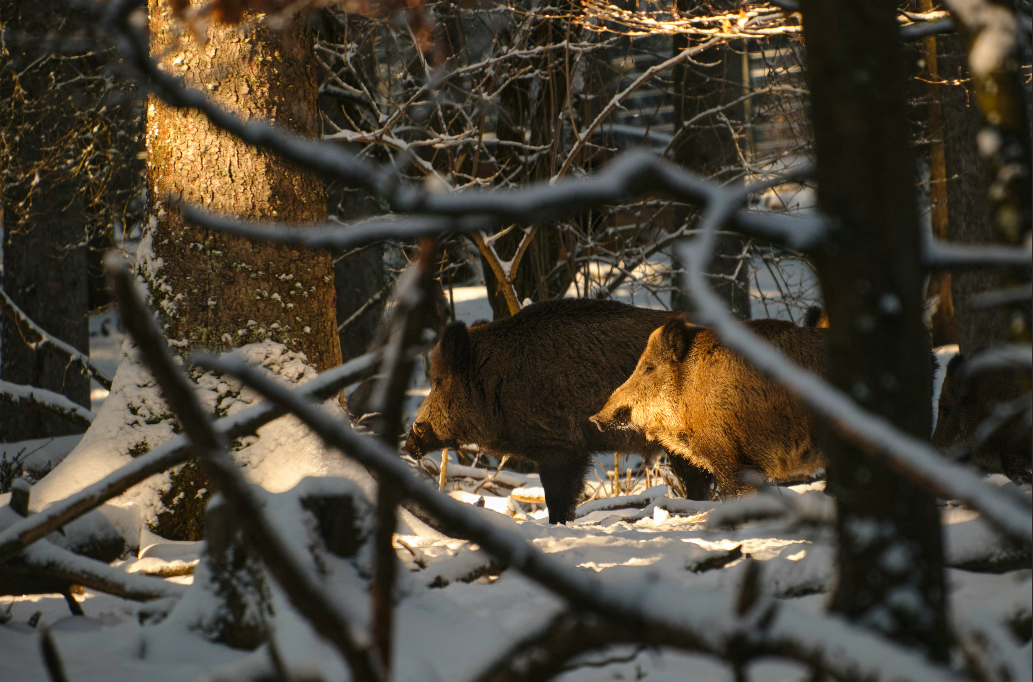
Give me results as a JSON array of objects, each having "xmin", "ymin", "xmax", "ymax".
[
  {"xmin": 2, "ymin": 268, "xmax": 1028, "ymax": 682},
  {"xmin": 2, "ymin": 476, "xmax": 1029, "ymax": 682}
]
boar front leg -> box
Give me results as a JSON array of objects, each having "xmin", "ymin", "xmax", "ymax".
[
  {"xmin": 539, "ymin": 457, "xmax": 590, "ymax": 524},
  {"xmin": 667, "ymin": 455, "xmax": 715, "ymax": 501}
]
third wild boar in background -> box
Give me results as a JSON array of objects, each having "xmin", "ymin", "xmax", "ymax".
[
  {"xmin": 933, "ymin": 354, "xmax": 1032, "ymax": 484},
  {"xmin": 404, "ymin": 298, "xmax": 714, "ymax": 523},
  {"xmin": 591, "ymin": 315, "xmax": 829, "ymax": 497}
]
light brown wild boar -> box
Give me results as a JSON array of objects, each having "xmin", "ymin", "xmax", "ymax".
[{"xmin": 591, "ymin": 315, "xmax": 829, "ymax": 497}]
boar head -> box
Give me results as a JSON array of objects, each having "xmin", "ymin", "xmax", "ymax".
[
  {"xmin": 404, "ymin": 321, "xmax": 482, "ymax": 459},
  {"xmin": 590, "ymin": 315, "xmax": 694, "ymax": 444}
]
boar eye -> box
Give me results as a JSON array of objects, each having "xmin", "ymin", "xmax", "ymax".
[{"xmin": 642, "ymin": 365, "xmax": 655, "ymax": 375}]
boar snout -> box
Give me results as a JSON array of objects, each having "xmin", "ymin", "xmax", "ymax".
[
  {"xmin": 590, "ymin": 405, "xmax": 632, "ymax": 432},
  {"xmin": 404, "ymin": 421, "xmax": 431, "ymax": 459}
]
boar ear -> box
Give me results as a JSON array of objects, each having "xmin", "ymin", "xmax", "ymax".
[
  {"xmin": 659, "ymin": 315, "xmax": 692, "ymax": 362},
  {"xmin": 439, "ymin": 322, "xmax": 472, "ymax": 373}
]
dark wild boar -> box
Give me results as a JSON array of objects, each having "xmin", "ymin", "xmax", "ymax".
[
  {"xmin": 591, "ymin": 315, "xmax": 829, "ymax": 497},
  {"xmin": 404, "ymin": 298, "xmax": 713, "ymax": 523},
  {"xmin": 933, "ymin": 354, "xmax": 1032, "ymax": 484}
]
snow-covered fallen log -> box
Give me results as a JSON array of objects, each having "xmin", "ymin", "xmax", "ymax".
[
  {"xmin": 945, "ymin": 517, "xmax": 1033, "ymax": 573},
  {"xmin": 0, "ymin": 380, "xmax": 95, "ymax": 430},
  {"xmin": 422, "ymin": 548, "xmax": 504, "ymax": 588},
  {"xmin": 574, "ymin": 485, "xmax": 669, "ymax": 518},
  {"xmin": 707, "ymin": 490, "xmax": 836, "ymax": 530},
  {"xmin": 14, "ymin": 539, "xmax": 186, "ymax": 602},
  {"xmin": 418, "ymin": 457, "xmax": 536, "ymax": 489}
]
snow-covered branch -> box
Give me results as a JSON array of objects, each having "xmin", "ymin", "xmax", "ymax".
[
  {"xmin": 678, "ymin": 197, "xmax": 1032, "ymax": 549},
  {"xmin": 196, "ymin": 353, "xmax": 965, "ymax": 682},
  {"xmin": 179, "ymin": 152, "xmax": 828, "ymax": 253},
  {"xmin": 0, "ymin": 380, "xmax": 95, "ymax": 430},
  {"xmin": 0, "ymin": 351, "xmax": 378, "ymax": 566},
  {"xmin": 18, "ymin": 539, "xmax": 186, "ymax": 602},
  {"xmin": 922, "ymin": 237, "xmax": 1032, "ymax": 270},
  {"xmin": 0, "ymin": 287, "xmax": 113, "ymax": 390},
  {"xmin": 105, "ymin": 253, "xmax": 384, "ymax": 682}
]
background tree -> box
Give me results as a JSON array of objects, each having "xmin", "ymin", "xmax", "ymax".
[
  {"xmin": 800, "ymin": 0, "xmax": 948, "ymax": 659},
  {"xmin": 670, "ymin": 0, "xmax": 751, "ymax": 320},
  {"xmin": 0, "ymin": 1, "xmax": 144, "ymax": 441}
]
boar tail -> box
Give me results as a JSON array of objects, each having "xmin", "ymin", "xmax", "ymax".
[{"xmin": 803, "ymin": 305, "xmax": 829, "ymax": 328}]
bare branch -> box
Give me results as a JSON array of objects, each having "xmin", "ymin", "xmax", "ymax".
[
  {"xmin": 0, "ymin": 287, "xmax": 113, "ymax": 390},
  {"xmin": 104, "ymin": 253, "xmax": 383, "ymax": 682},
  {"xmin": 471, "ymin": 232, "xmax": 522, "ymax": 315},
  {"xmin": 554, "ymin": 37, "xmax": 722, "ymax": 180}
]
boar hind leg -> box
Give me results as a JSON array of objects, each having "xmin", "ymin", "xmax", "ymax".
[
  {"xmin": 668, "ymin": 455, "xmax": 715, "ymax": 501},
  {"xmin": 539, "ymin": 458, "xmax": 590, "ymax": 524}
]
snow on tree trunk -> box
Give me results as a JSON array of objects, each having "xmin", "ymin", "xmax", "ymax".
[
  {"xmin": 143, "ymin": 1, "xmax": 340, "ymax": 371},
  {"xmin": 138, "ymin": 3, "xmax": 342, "ymax": 538},
  {"xmin": 799, "ymin": 0, "xmax": 950, "ymax": 660}
]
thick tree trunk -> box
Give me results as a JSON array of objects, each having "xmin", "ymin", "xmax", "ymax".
[
  {"xmin": 671, "ymin": 3, "xmax": 751, "ymax": 320},
  {"xmin": 145, "ymin": 1, "xmax": 341, "ymax": 371},
  {"xmin": 0, "ymin": 2, "xmax": 91, "ymax": 441},
  {"xmin": 938, "ymin": 34, "xmax": 1011, "ymax": 356},
  {"xmin": 917, "ymin": 2, "xmax": 955, "ymax": 347},
  {"xmin": 143, "ymin": 2, "xmax": 341, "ymax": 539},
  {"xmin": 799, "ymin": 0, "xmax": 948, "ymax": 660}
]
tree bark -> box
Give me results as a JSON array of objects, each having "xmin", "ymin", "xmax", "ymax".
[
  {"xmin": 0, "ymin": 2, "xmax": 92, "ymax": 441},
  {"xmin": 145, "ymin": 1, "xmax": 341, "ymax": 372},
  {"xmin": 938, "ymin": 34, "xmax": 1009, "ymax": 356},
  {"xmin": 671, "ymin": 1, "xmax": 751, "ymax": 320},
  {"xmin": 917, "ymin": 0, "xmax": 955, "ymax": 347},
  {"xmin": 799, "ymin": 0, "xmax": 949, "ymax": 660},
  {"xmin": 143, "ymin": 2, "xmax": 341, "ymax": 539}
]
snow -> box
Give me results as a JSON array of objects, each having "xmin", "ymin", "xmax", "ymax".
[
  {"xmin": 4, "ymin": 455, "xmax": 1031, "ymax": 681},
  {"xmin": 3, "ymin": 278, "xmax": 1030, "ymax": 681}
]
